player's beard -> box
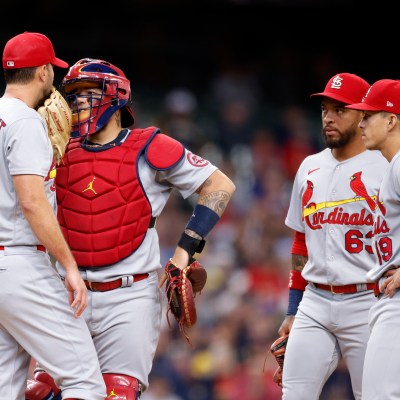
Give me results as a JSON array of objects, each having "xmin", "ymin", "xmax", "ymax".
[{"xmin": 323, "ymin": 128, "xmax": 356, "ymax": 149}]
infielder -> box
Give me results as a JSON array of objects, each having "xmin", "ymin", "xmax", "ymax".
[
  {"xmin": 27, "ymin": 58, "xmax": 236, "ymax": 399},
  {"xmin": 346, "ymin": 79, "xmax": 400, "ymax": 400},
  {"xmin": 278, "ymin": 73, "xmax": 388, "ymax": 399},
  {"xmin": 0, "ymin": 33, "xmax": 105, "ymax": 399}
]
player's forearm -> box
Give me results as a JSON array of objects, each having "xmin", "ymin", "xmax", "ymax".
[
  {"xmin": 13, "ymin": 175, "xmax": 78, "ymax": 272},
  {"xmin": 292, "ymin": 253, "xmax": 308, "ymax": 272},
  {"xmin": 196, "ymin": 169, "xmax": 236, "ymax": 217},
  {"xmin": 287, "ymin": 253, "xmax": 308, "ymax": 316},
  {"xmin": 176, "ymin": 170, "xmax": 235, "ymax": 259}
]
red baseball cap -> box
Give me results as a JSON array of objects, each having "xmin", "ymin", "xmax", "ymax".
[
  {"xmin": 345, "ymin": 79, "xmax": 400, "ymax": 114},
  {"xmin": 310, "ymin": 73, "xmax": 370, "ymax": 105},
  {"xmin": 2, "ymin": 32, "xmax": 68, "ymax": 69}
]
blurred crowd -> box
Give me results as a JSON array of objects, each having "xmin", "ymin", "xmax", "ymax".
[{"xmin": 138, "ymin": 68, "xmax": 355, "ymax": 400}]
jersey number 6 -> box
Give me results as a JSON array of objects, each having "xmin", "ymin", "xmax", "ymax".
[{"xmin": 345, "ymin": 229, "xmax": 373, "ymax": 254}]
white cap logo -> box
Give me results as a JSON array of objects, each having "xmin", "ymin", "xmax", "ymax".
[
  {"xmin": 387, "ymin": 101, "xmax": 394, "ymax": 107},
  {"xmin": 331, "ymin": 75, "xmax": 343, "ymax": 90},
  {"xmin": 6, "ymin": 61, "xmax": 14, "ymax": 67}
]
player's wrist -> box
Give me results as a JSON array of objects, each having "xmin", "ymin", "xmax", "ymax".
[
  {"xmin": 287, "ymin": 288, "xmax": 304, "ymax": 316},
  {"xmin": 178, "ymin": 231, "xmax": 206, "ymax": 257},
  {"xmin": 286, "ymin": 270, "xmax": 307, "ymax": 315},
  {"xmin": 288, "ymin": 269, "xmax": 307, "ymax": 291}
]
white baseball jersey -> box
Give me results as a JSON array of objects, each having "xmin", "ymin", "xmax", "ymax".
[
  {"xmin": 0, "ymin": 97, "xmax": 105, "ymax": 399},
  {"xmin": 286, "ymin": 148, "xmax": 388, "ymax": 285},
  {"xmin": 361, "ymin": 152, "xmax": 400, "ymax": 399},
  {"xmin": 0, "ymin": 98, "xmax": 53, "ymax": 245},
  {"xmin": 367, "ymin": 150, "xmax": 400, "ymax": 281},
  {"xmin": 283, "ymin": 147, "xmax": 388, "ymax": 400}
]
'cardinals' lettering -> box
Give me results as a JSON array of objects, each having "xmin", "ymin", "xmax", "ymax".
[
  {"xmin": 373, "ymin": 216, "xmax": 390, "ymax": 235},
  {"xmin": 305, "ymin": 208, "xmax": 374, "ymax": 230}
]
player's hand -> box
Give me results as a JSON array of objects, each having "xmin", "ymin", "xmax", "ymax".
[
  {"xmin": 63, "ymin": 269, "xmax": 88, "ymax": 318},
  {"xmin": 158, "ymin": 248, "xmax": 190, "ymax": 288},
  {"xmin": 278, "ymin": 315, "xmax": 295, "ymax": 337},
  {"xmin": 381, "ymin": 268, "xmax": 400, "ymax": 298}
]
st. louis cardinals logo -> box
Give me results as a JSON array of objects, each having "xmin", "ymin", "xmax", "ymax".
[
  {"xmin": 301, "ymin": 180, "xmax": 314, "ymax": 220},
  {"xmin": 330, "ymin": 75, "xmax": 343, "ymax": 90},
  {"xmin": 349, "ymin": 171, "xmax": 376, "ymax": 211},
  {"xmin": 302, "ymin": 170, "xmax": 377, "ymax": 230},
  {"xmin": 44, "ymin": 160, "xmax": 57, "ymax": 192},
  {"xmin": 187, "ymin": 152, "xmax": 209, "ymax": 167}
]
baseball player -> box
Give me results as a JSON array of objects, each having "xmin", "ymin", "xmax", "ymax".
[
  {"xmin": 0, "ymin": 33, "xmax": 105, "ymax": 399},
  {"xmin": 27, "ymin": 58, "xmax": 236, "ymax": 399},
  {"xmin": 277, "ymin": 73, "xmax": 388, "ymax": 399},
  {"xmin": 346, "ymin": 79, "xmax": 400, "ymax": 400}
]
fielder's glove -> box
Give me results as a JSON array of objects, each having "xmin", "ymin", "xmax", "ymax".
[
  {"xmin": 37, "ymin": 86, "xmax": 72, "ymax": 163},
  {"xmin": 270, "ymin": 334, "xmax": 289, "ymax": 387},
  {"xmin": 164, "ymin": 258, "xmax": 207, "ymax": 345}
]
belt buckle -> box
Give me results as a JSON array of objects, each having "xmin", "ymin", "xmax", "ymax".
[{"xmin": 120, "ymin": 275, "xmax": 134, "ymax": 288}]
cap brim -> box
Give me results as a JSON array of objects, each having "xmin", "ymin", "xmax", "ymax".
[
  {"xmin": 310, "ymin": 91, "xmax": 354, "ymax": 105},
  {"xmin": 345, "ymin": 102, "xmax": 380, "ymax": 111},
  {"xmin": 53, "ymin": 58, "xmax": 69, "ymax": 68}
]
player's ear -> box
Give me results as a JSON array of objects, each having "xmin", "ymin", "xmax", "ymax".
[{"xmin": 388, "ymin": 114, "xmax": 398, "ymax": 130}]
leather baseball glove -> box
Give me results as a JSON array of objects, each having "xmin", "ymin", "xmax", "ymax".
[
  {"xmin": 270, "ymin": 334, "xmax": 289, "ymax": 387},
  {"xmin": 164, "ymin": 258, "xmax": 207, "ymax": 344},
  {"xmin": 37, "ymin": 86, "xmax": 72, "ymax": 163}
]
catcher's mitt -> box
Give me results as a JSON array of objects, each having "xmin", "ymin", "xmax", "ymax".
[
  {"xmin": 270, "ymin": 334, "xmax": 289, "ymax": 387},
  {"xmin": 37, "ymin": 86, "xmax": 72, "ymax": 164},
  {"xmin": 164, "ymin": 258, "xmax": 207, "ymax": 345}
]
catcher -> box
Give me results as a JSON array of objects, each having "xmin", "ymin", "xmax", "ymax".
[{"xmin": 26, "ymin": 58, "xmax": 236, "ymax": 399}]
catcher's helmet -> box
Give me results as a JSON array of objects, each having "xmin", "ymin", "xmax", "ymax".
[{"xmin": 61, "ymin": 58, "xmax": 134, "ymax": 137}]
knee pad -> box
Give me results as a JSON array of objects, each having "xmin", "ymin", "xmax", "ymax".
[
  {"xmin": 25, "ymin": 370, "xmax": 62, "ymax": 400},
  {"xmin": 103, "ymin": 373, "xmax": 142, "ymax": 400},
  {"xmin": 25, "ymin": 379, "xmax": 54, "ymax": 400},
  {"xmin": 33, "ymin": 370, "xmax": 61, "ymax": 397}
]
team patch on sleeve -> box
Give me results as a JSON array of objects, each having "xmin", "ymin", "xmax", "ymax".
[{"xmin": 187, "ymin": 152, "xmax": 209, "ymax": 167}]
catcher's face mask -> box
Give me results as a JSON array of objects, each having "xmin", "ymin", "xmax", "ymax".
[{"xmin": 60, "ymin": 58, "xmax": 134, "ymax": 137}]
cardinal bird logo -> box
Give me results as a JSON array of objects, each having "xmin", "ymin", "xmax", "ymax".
[
  {"xmin": 375, "ymin": 189, "xmax": 386, "ymax": 215},
  {"xmin": 349, "ymin": 171, "xmax": 376, "ymax": 211},
  {"xmin": 302, "ymin": 180, "xmax": 314, "ymax": 220}
]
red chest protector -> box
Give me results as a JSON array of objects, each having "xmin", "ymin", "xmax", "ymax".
[{"xmin": 56, "ymin": 127, "xmax": 184, "ymax": 267}]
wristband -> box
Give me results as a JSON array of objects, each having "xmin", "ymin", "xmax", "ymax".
[
  {"xmin": 287, "ymin": 289, "xmax": 304, "ymax": 316},
  {"xmin": 187, "ymin": 204, "xmax": 220, "ymax": 238},
  {"xmin": 178, "ymin": 232, "xmax": 206, "ymax": 257},
  {"xmin": 288, "ymin": 269, "xmax": 307, "ymax": 291}
]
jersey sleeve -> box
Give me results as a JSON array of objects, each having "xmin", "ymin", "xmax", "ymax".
[
  {"xmin": 5, "ymin": 117, "xmax": 52, "ymax": 177},
  {"xmin": 155, "ymin": 149, "xmax": 218, "ymax": 199},
  {"xmin": 285, "ymin": 163, "xmax": 306, "ymax": 233},
  {"xmin": 392, "ymin": 156, "xmax": 400, "ymax": 197}
]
